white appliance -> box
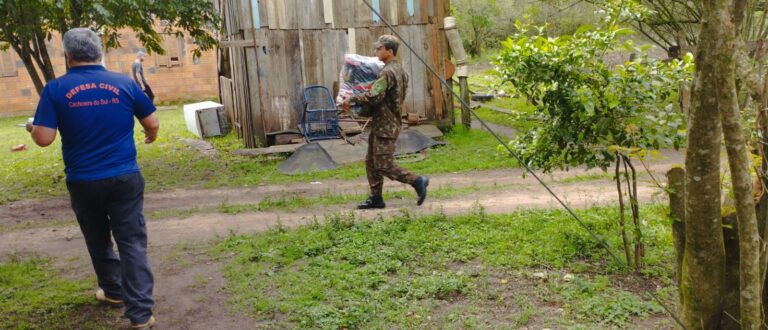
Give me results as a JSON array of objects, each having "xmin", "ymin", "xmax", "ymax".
[{"xmin": 183, "ymin": 101, "xmax": 229, "ymax": 138}]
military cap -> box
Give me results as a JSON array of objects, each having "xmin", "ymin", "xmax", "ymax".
[{"xmin": 373, "ymin": 35, "xmax": 400, "ymax": 54}]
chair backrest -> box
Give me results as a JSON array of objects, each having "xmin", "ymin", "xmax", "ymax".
[{"xmin": 303, "ymin": 85, "xmax": 335, "ymax": 111}]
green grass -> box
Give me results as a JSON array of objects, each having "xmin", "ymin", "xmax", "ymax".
[
  {"xmin": 0, "ymin": 108, "xmax": 517, "ymax": 205},
  {"xmin": 215, "ymin": 182, "xmax": 509, "ymax": 215},
  {"xmin": 0, "ymin": 256, "xmax": 113, "ymax": 329},
  {"xmin": 212, "ymin": 204, "xmax": 675, "ymax": 328},
  {"xmin": 554, "ymin": 172, "xmax": 615, "ymax": 184}
]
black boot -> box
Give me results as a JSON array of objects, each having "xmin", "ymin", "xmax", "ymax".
[
  {"xmin": 357, "ymin": 195, "xmax": 386, "ymax": 209},
  {"xmin": 412, "ymin": 176, "xmax": 429, "ymax": 206}
]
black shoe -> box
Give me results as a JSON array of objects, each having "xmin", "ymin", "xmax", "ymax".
[
  {"xmin": 412, "ymin": 176, "xmax": 429, "ymax": 206},
  {"xmin": 357, "ymin": 196, "xmax": 385, "ymax": 209}
]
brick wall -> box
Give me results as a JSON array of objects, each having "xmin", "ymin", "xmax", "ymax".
[{"xmin": 0, "ymin": 30, "xmax": 219, "ymax": 116}]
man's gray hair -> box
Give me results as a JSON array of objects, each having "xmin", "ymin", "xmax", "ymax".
[{"xmin": 63, "ymin": 28, "xmax": 103, "ymax": 62}]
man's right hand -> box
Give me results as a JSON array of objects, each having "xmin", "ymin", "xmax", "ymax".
[
  {"xmin": 139, "ymin": 113, "xmax": 159, "ymax": 144},
  {"xmin": 143, "ymin": 130, "xmax": 157, "ymax": 144}
]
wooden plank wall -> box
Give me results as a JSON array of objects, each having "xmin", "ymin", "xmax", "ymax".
[
  {"xmin": 301, "ymin": 30, "xmax": 349, "ymax": 89},
  {"xmin": 258, "ymin": 30, "xmax": 304, "ymax": 134},
  {"xmin": 221, "ymin": 0, "xmax": 450, "ymax": 145},
  {"xmin": 259, "ymin": 0, "xmax": 438, "ymax": 29}
]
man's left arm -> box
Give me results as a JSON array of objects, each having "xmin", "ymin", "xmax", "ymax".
[
  {"xmin": 133, "ymin": 82, "xmax": 158, "ymax": 143},
  {"xmin": 28, "ymin": 86, "xmax": 58, "ymax": 147},
  {"xmin": 341, "ymin": 71, "xmax": 392, "ymax": 112}
]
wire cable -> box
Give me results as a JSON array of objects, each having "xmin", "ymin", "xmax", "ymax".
[{"xmin": 360, "ymin": 0, "xmax": 686, "ymax": 327}]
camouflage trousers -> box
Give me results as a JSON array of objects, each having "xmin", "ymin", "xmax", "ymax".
[{"xmin": 366, "ymin": 134, "xmax": 418, "ymax": 197}]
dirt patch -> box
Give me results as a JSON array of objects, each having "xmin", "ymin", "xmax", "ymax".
[
  {"xmin": 0, "ymin": 148, "xmax": 683, "ymax": 228},
  {"xmin": 151, "ymin": 243, "xmax": 251, "ymax": 330},
  {"xmin": 27, "ymin": 239, "xmax": 253, "ymax": 329}
]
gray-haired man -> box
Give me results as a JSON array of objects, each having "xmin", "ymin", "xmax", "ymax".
[
  {"xmin": 28, "ymin": 28, "xmax": 158, "ymax": 329},
  {"xmin": 132, "ymin": 51, "xmax": 154, "ymax": 102}
]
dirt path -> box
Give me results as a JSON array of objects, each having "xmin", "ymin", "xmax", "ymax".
[{"xmin": 0, "ymin": 150, "xmax": 684, "ymax": 329}]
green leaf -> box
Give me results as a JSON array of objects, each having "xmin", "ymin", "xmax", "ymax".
[
  {"xmin": 574, "ymin": 24, "xmax": 594, "ymax": 36},
  {"xmin": 613, "ymin": 28, "xmax": 634, "ymax": 36}
]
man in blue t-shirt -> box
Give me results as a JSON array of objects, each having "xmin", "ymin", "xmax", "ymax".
[{"xmin": 27, "ymin": 28, "xmax": 159, "ymax": 329}]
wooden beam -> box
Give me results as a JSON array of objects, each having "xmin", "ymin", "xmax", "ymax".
[
  {"xmin": 234, "ymin": 143, "xmax": 305, "ymax": 156},
  {"xmin": 219, "ymin": 39, "xmax": 258, "ymax": 48}
]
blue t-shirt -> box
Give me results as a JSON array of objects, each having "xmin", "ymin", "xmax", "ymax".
[{"xmin": 33, "ymin": 65, "xmax": 156, "ymax": 182}]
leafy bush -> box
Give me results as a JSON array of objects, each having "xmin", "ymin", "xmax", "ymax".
[{"xmin": 495, "ymin": 5, "xmax": 693, "ymax": 172}]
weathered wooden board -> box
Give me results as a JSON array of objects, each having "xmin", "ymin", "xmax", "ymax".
[
  {"xmin": 302, "ymin": 30, "xmax": 348, "ymax": 104},
  {"xmin": 409, "ymin": 25, "xmax": 430, "ymax": 119},
  {"xmin": 323, "ymin": 31, "xmax": 348, "ymax": 90},
  {"xmin": 378, "ymin": 0, "xmax": 399, "ymax": 26},
  {"xmin": 331, "ymin": 0, "xmax": 350, "ymax": 28},
  {"xmin": 219, "ymin": 39, "xmax": 257, "ymax": 48},
  {"xmin": 234, "ymin": 143, "xmax": 305, "ymax": 156},
  {"xmin": 301, "ymin": 0, "xmax": 326, "ymax": 29},
  {"xmin": 285, "ymin": 0, "xmax": 300, "ymax": 29},
  {"xmin": 220, "ymin": 76, "xmax": 238, "ymax": 137},
  {"xmin": 231, "ymin": 46, "xmax": 254, "ymax": 146},
  {"xmin": 418, "ymin": 0, "xmax": 430, "ymax": 24},
  {"xmin": 394, "ymin": 26, "xmax": 415, "ymax": 116},
  {"xmin": 323, "ymin": 0, "xmax": 334, "ymax": 25},
  {"xmin": 426, "ymin": 23, "xmax": 443, "ymax": 119},
  {"xmin": 266, "ymin": 0, "xmax": 281, "ymax": 29},
  {"xmin": 302, "ymin": 30, "xmax": 348, "ymax": 91},
  {"xmin": 260, "ymin": 30, "xmax": 304, "ymax": 134},
  {"xmin": 356, "ymin": 0, "xmax": 372, "ymax": 28},
  {"xmin": 352, "ymin": 27, "xmax": 375, "ymax": 58},
  {"xmin": 257, "ymin": 0, "xmax": 268, "ymax": 28},
  {"xmin": 245, "ymin": 44, "xmax": 267, "ymax": 146},
  {"xmin": 397, "ymin": 0, "xmax": 413, "ymax": 25}
]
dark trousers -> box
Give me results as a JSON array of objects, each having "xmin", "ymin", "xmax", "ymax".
[
  {"xmin": 366, "ymin": 134, "xmax": 417, "ymax": 196},
  {"xmin": 66, "ymin": 172, "xmax": 154, "ymax": 324},
  {"xmin": 143, "ymin": 84, "xmax": 155, "ymax": 102}
]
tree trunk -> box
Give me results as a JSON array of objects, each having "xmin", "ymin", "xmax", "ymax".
[
  {"xmin": 669, "ymin": 168, "xmax": 743, "ymax": 329},
  {"xmin": 616, "ymin": 155, "xmax": 633, "ymax": 269},
  {"xmin": 33, "ymin": 30, "xmax": 56, "ymax": 82},
  {"xmin": 722, "ymin": 214, "xmax": 742, "ymax": 329},
  {"xmin": 733, "ymin": 9, "xmax": 768, "ymax": 324},
  {"xmin": 623, "ymin": 156, "xmax": 643, "ymax": 272},
  {"xmin": 680, "ymin": 0, "xmax": 727, "ymax": 327},
  {"xmin": 715, "ymin": 1, "xmax": 762, "ymax": 326},
  {"xmin": 666, "ymin": 167, "xmax": 685, "ymax": 297},
  {"xmin": 9, "ymin": 41, "xmax": 45, "ymax": 95}
]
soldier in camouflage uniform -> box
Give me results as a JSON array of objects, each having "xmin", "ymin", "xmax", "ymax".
[{"xmin": 341, "ymin": 35, "xmax": 429, "ymax": 209}]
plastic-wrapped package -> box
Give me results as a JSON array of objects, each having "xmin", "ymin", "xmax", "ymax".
[{"xmin": 336, "ymin": 54, "xmax": 384, "ymax": 116}]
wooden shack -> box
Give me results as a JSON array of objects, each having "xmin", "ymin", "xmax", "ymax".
[{"xmin": 217, "ymin": 0, "xmax": 452, "ymax": 147}]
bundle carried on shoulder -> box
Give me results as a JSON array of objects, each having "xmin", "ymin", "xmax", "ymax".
[{"xmin": 336, "ymin": 54, "xmax": 384, "ymax": 116}]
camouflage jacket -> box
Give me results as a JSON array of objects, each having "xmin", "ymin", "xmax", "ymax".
[{"xmin": 351, "ymin": 60, "xmax": 408, "ymax": 138}]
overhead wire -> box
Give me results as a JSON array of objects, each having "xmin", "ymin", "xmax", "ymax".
[{"xmin": 360, "ymin": 0, "xmax": 686, "ymax": 328}]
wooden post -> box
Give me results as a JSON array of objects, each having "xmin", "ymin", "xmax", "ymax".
[
  {"xmin": 447, "ymin": 79, "xmax": 455, "ymax": 126},
  {"xmin": 459, "ymin": 76, "xmax": 470, "ymax": 129}
]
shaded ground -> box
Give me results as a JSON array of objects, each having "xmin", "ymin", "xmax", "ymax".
[{"xmin": 0, "ymin": 149, "xmax": 684, "ymax": 329}]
